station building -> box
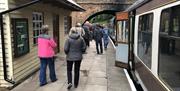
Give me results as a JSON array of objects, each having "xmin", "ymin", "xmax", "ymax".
[{"xmin": 0, "ymin": 0, "xmax": 84, "ymax": 87}]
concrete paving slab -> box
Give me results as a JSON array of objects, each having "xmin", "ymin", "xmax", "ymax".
[
  {"xmin": 36, "ymin": 82, "xmax": 64, "ymax": 91},
  {"xmin": 88, "ymin": 71, "xmax": 106, "ymax": 78},
  {"xmin": 84, "ymin": 85, "xmax": 107, "ymax": 91},
  {"xmin": 107, "ymin": 42, "xmax": 131, "ymax": 91},
  {"xmin": 87, "ymin": 77, "xmax": 107, "ymax": 86},
  {"xmin": 10, "ymin": 41, "xmax": 132, "ymax": 91}
]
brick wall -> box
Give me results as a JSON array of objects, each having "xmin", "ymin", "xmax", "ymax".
[{"xmin": 72, "ymin": 0, "xmax": 136, "ymax": 26}]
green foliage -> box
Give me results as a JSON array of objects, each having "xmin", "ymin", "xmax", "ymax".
[{"xmin": 90, "ymin": 14, "xmax": 113, "ymax": 24}]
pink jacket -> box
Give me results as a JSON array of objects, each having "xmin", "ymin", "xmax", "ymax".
[{"xmin": 38, "ymin": 35, "xmax": 57, "ymax": 58}]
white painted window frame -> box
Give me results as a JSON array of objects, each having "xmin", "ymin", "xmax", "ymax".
[{"xmin": 32, "ymin": 12, "xmax": 43, "ymax": 44}]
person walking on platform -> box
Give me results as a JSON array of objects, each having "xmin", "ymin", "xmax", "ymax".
[
  {"xmin": 69, "ymin": 23, "xmax": 85, "ymax": 37},
  {"xmin": 93, "ymin": 24, "xmax": 103, "ymax": 54},
  {"xmin": 64, "ymin": 27, "xmax": 86, "ymax": 89},
  {"xmin": 84, "ymin": 21, "xmax": 93, "ymax": 41},
  {"xmin": 102, "ymin": 24, "xmax": 109, "ymax": 50},
  {"xmin": 82, "ymin": 24, "xmax": 90, "ymax": 47},
  {"xmin": 38, "ymin": 25, "xmax": 57, "ymax": 87}
]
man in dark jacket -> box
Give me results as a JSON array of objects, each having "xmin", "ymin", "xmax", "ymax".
[
  {"xmin": 64, "ymin": 27, "xmax": 86, "ymax": 89},
  {"xmin": 93, "ymin": 24, "xmax": 103, "ymax": 54},
  {"xmin": 82, "ymin": 25, "xmax": 90, "ymax": 47}
]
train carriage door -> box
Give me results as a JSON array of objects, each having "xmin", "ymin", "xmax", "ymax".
[{"xmin": 115, "ymin": 12, "xmax": 129, "ymax": 69}]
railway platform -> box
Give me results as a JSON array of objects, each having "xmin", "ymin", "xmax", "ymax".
[{"xmin": 9, "ymin": 41, "xmax": 132, "ymax": 91}]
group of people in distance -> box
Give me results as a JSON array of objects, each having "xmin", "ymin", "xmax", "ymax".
[{"xmin": 37, "ymin": 21, "xmax": 110, "ymax": 89}]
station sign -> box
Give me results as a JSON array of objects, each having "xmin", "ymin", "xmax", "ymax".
[
  {"xmin": 116, "ymin": 12, "xmax": 129, "ymax": 21},
  {"xmin": 0, "ymin": 0, "xmax": 8, "ymax": 13}
]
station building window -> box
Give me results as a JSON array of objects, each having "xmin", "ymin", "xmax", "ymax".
[
  {"xmin": 32, "ymin": 12, "xmax": 43, "ymax": 44},
  {"xmin": 137, "ymin": 13, "xmax": 153, "ymax": 68},
  {"xmin": 159, "ymin": 5, "xmax": 180, "ymax": 90},
  {"xmin": 64, "ymin": 16, "xmax": 71, "ymax": 34},
  {"xmin": 12, "ymin": 18, "xmax": 29, "ymax": 57}
]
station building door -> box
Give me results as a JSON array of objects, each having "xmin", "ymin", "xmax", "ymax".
[{"xmin": 53, "ymin": 14, "xmax": 60, "ymax": 53}]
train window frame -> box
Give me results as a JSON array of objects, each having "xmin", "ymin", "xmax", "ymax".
[
  {"xmin": 137, "ymin": 13, "xmax": 154, "ymax": 69},
  {"xmin": 158, "ymin": 4, "xmax": 180, "ymax": 91},
  {"xmin": 159, "ymin": 5, "xmax": 180, "ymax": 37}
]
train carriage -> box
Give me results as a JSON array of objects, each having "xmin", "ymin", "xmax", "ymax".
[{"xmin": 115, "ymin": 0, "xmax": 180, "ymax": 91}]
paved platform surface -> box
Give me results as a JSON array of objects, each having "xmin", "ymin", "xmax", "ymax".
[{"xmin": 10, "ymin": 41, "xmax": 131, "ymax": 91}]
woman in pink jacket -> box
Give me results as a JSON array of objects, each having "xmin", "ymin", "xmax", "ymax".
[{"xmin": 38, "ymin": 25, "xmax": 57, "ymax": 86}]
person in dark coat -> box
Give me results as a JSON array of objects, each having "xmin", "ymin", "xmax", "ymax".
[
  {"xmin": 93, "ymin": 24, "xmax": 103, "ymax": 54},
  {"xmin": 82, "ymin": 25, "xmax": 90, "ymax": 47},
  {"xmin": 64, "ymin": 27, "xmax": 86, "ymax": 89}
]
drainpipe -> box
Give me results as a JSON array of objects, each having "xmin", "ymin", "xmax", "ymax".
[{"xmin": 0, "ymin": 0, "xmax": 41, "ymax": 84}]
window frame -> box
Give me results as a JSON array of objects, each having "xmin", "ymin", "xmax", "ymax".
[
  {"xmin": 32, "ymin": 12, "xmax": 44, "ymax": 45},
  {"xmin": 137, "ymin": 13, "xmax": 154, "ymax": 68},
  {"xmin": 64, "ymin": 16, "xmax": 72, "ymax": 34},
  {"xmin": 158, "ymin": 4, "xmax": 180, "ymax": 90},
  {"xmin": 12, "ymin": 18, "xmax": 30, "ymax": 57}
]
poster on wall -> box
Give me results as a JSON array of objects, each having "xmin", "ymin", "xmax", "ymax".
[{"xmin": 12, "ymin": 18, "xmax": 29, "ymax": 57}]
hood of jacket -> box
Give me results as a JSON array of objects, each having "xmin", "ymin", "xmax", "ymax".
[
  {"xmin": 38, "ymin": 34, "xmax": 51, "ymax": 39},
  {"xmin": 69, "ymin": 33, "xmax": 80, "ymax": 40}
]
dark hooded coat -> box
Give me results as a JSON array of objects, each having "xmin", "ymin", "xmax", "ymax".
[{"xmin": 64, "ymin": 33, "xmax": 86, "ymax": 61}]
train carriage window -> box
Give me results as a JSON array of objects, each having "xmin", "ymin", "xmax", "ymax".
[
  {"xmin": 159, "ymin": 5, "xmax": 180, "ymax": 91},
  {"xmin": 137, "ymin": 13, "xmax": 153, "ymax": 69},
  {"xmin": 160, "ymin": 9, "xmax": 170, "ymax": 33}
]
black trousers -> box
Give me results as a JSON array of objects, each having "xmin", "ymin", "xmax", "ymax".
[
  {"xmin": 67, "ymin": 60, "xmax": 82, "ymax": 86},
  {"xmin": 84, "ymin": 38, "xmax": 90, "ymax": 47},
  {"xmin": 95, "ymin": 39, "xmax": 103, "ymax": 54}
]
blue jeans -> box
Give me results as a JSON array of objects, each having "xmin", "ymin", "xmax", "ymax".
[
  {"xmin": 103, "ymin": 38, "xmax": 109, "ymax": 49},
  {"xmin": 39, "ymin": 57, "xmax": 57, "ymax": 85}
]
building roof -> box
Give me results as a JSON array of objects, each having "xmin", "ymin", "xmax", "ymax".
[
  {"xmin": 125, "ymin": 0, "xmax": 150, "ymax": 11},
  {"xmin": 43, "ymin": 0, "xmax": 85, "ymax": 11},
  {"xmin": 67, "ymin": 0, "xmax": 82, "ymax": 9}
]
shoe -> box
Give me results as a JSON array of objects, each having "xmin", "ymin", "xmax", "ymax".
[
  {"xmin": 51, "ymin": 79, "xmax": 58, "ymax": 82},
  {"xmin": 67, "ymin": 83, "xmax": 72, "ymax": 89},
  {"xmin": 74, "ymin": 84, "xmax": 78, "ymax": 88},
  {"xmin": 40, "ymin": 83, "xmax": 47, "ymax": 87}
]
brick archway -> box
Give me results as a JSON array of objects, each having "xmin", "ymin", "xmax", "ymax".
[
  {"xmin": 71, "ymin": 0, "xmax": 135, "ymax": 26},
  {"xmin": 82, "ymin": 10, "xmax": 118, "ymax": 24}
]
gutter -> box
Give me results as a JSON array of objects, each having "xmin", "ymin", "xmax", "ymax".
[
  {"xmin": 0, "ymin": 0, "xmax": 41, "ymax": 84},
  {"xmin": 58, "ymin": 0, "xmax": 85, "ymax": 11},
  {"xmin": 66, "ymin": 0, "xmax": 85, "ymax": 11}
]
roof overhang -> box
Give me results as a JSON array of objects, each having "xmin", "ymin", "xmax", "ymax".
[
  {"xmin": 42, "ymin": 0, "xmax": 85, "ymax": 11},
  {"xmin": 125, "ymin": 0, "xmax": 151, "ymax": 11}
]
